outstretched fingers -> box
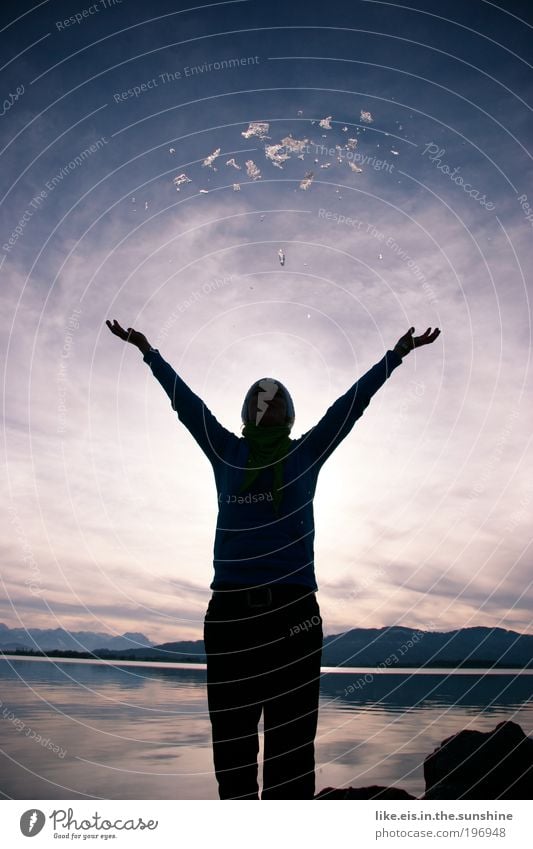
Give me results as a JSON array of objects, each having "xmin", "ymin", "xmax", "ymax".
[
  {"xmin": 106, "ymin": 319, "xmax": 128, "ymax": 339},
  {"xmin": 415, "ymin": 327, "xmax": 441, "ymax": 346}
]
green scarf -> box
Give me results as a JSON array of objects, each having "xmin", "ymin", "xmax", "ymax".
[{"xmin": 238, "ymin": 422, "xmax": 292, "ymax": 513}]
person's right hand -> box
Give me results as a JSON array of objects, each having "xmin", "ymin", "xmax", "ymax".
[
  {"xmin": 106, "ymin": 319, "xmax": 150, "ymax": 352},
  {"xmin": 394, "ymin": 326, "xmax": 440, "ymax": 358}
]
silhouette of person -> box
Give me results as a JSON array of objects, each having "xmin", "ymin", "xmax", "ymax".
[{"xmin": 106, "ymin": 319, "xmax": 440, "ymax": 799}]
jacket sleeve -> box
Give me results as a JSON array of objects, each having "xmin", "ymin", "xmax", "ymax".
[
  {"xmin": 143, "ymin": 348, "xmax": 235, "ymax": 464},
  {"xmin": 300, "ymin": 349, "xmax": 403, "ymax": 468}
]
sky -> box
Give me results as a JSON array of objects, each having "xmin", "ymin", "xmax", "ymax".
[{"xmin": 1, "ymin": 0, "xmax": 532, "ymax": 646}]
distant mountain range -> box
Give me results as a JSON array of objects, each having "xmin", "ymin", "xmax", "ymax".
[
  {"xmin": 0, "ymin": 623, "xmax": 153, "ymax": 653},
  {"xmin": 1, "ymin": 623, "xmax": 531, "ymax": 667}
]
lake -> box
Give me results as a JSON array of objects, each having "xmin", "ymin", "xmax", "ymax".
[{"xmin": 0, "ymin": 656, "xmax": 531, "ymax": 799}]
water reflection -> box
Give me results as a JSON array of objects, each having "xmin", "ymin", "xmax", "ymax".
[
  {"xmin": 0, "ymin": 658, "xmax": 531, "ymax": 800},
  {"xmin": 320, "ymin": 669, "xmax": 533, "ymax": 712}
]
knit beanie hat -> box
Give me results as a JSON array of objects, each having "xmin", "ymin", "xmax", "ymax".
[{"xmin": 240, "ymin": 377, "xmax": 295, "ymax": 426}]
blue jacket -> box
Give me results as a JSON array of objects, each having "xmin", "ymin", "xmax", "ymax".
[{"xmin": 143, "ymin": 348, "xmax": 403, "ymax": 590}]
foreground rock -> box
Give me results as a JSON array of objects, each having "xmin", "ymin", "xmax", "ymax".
[
  {"xmin": 423, "ymin": 720, "xmax": 533, "ymax": 799},
  {"xmin": 315, "ymin": 721, "xmax": 532, "ymax": 800},
  {"xmin": 316, "ymin": 785, "xmax": 416, "ymax": 799}
]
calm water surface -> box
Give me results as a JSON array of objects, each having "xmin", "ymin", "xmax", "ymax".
[{"xmin": 0, "ymin": 656, "xmax": 531, "ymax": 799}]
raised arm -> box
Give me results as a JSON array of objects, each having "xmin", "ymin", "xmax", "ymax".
[
  {"xmin": 301, "ymin": 326, "xmax": 440, "ymax": 468},
  {"xmin": 106, "ymin": 319, "xmax": 235, "ymax": 464}
]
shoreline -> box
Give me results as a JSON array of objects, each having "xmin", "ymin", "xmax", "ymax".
[{"xmin": 2, "ymin": 654, "xmax": 532, "ymax": 674}]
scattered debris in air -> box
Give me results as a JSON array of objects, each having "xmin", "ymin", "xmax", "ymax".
[
  {"xmin": 202, "ymin": 148, "xmax": 220, "ymax": 168},
  {"xmin": 278, "ymin": 249, "xmax": 285, "ymax": 266},
  {"xmin": 245, "ymin": 160, "xmax": 262, "ymax": 180},
  {"xmin": 241, "ymin": 121, "xmax": 270, "ymax": 139},
  {"xmin": 299, "ymin": 170, "xmax": 314, "ymax": 190},
  {"xmin": 165, "ymin": 105, "xmax": 394, "ymax": 202},
  {"xmin": 173, "ymin": 173, "xmax": 192, "ymax": 191}
]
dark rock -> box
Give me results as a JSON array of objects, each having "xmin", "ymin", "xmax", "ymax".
[
  {"xmin": 423, "ymin": 720, "xmax": 533, "ymax": 799},
  {"xmin": 316, "ymin": 785, "xmax": 417, "ymax": 799}
]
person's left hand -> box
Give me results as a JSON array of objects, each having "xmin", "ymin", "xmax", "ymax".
[{"xmin": 394, "ymin": 326, "xmax": 440, "ymax": 357}]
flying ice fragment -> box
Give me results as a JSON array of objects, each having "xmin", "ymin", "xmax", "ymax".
[
  {"xmin": 280, "ymin": 135, "xmax": 309, "ymax": 154},
  {"xmin": 319, "ymin": 116, "xmax": 333, "ymax": 129},
  {"xmin": 299, "ymin": 170, "xmax": 314, "ymax": 190},
  {"xmin": 202, "ymin": 148, "xmax": 220, "ymax": 168},
  {"xmin": 226, "ymin": 158, "xmax": 241, "ymax": 169},
  {"xmin": 265, "ymin": 143, "xmax": 290, "ymax": 169},
  {"xmin": 232, "ymin": 183, "xmax": 241, "ymax": 191},
  {"xmin": 278, "ymin": 249, "xmax": 285, "ymax": 266},
  {"xmin": 360, "ymin": 110, "xmax": 374, "ymax": 123},
  {"xmin": 173, "ymin": 173, "xmax": 192, "ymax": 191},
  {"xmin": 245, "ymin": 160, "xmax": 262, "ymax": 180},
  {"xmin": 241, "ymin": 121, "xmax": 270, "ymax": 139}
]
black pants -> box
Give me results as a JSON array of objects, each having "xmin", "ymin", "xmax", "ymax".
[{"xmin": 203, "ymin": 585, "xmax": 323, "ymax": 800}]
